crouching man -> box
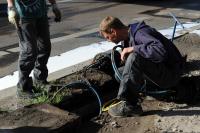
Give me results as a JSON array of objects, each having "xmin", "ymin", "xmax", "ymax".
[{"xmin": 99, "ymin": 16, "xmax": 185, "ymax": 117}]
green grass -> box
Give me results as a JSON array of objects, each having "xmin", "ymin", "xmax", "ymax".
[{"xmin": 30, "ymin": 84, "xmax": 71, "ymax": 105}]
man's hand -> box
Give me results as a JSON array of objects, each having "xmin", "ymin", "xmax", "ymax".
[
  {"xmin": 52, "ymin": 3, "xmax": 61, "ymax": 22},
  {"xmin": 8, "ymin": 7, "xmax": 19, "ymax": 27},
  {"xmin": 121, "ymin": 47, "xmax": 134, "ymax": 61}
]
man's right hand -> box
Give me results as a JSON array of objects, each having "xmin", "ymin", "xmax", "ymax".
[
  {"xmin": 121, "ymin": 47, "xmax": 134, "ymax": 61},
  {"xmin": 8, "ymin": 7, "xmax": 19, "ymax": 27},
  {"xmin": 52, "ymin": 3, "xmax": 61, "ymax": 22}
]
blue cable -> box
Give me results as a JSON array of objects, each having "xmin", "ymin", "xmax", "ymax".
[
  {"xmin": 111, "ymin": 45, "xmax": 123, "ymax": 81},
  {"xmin": 51, "ymin": 80, "xmax": 103, "ymax": 115}
]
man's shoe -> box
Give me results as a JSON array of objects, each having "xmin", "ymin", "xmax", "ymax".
[
  {"xmin": 17, "ymin": 87, "xmax": 40, "ymax": 99},
  {"xmin": 108, "ymin": 100, "xmax": 143, "ymax": 117}
]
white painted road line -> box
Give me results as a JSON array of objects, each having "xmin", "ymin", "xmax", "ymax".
[
  {"xmin": 0, "ymin": 51, "xmax": 9, "ymax": 57},
  {"xmin": 6, "ymin": 47, "xmax": 20, "ymax": 53},
  {"xmin": 159, "ymin": 22, "xmax": 200, "ymax": 39},
  {"xmin": 56, "ymin": 0, "xmax": 73, "ymax": 4}
]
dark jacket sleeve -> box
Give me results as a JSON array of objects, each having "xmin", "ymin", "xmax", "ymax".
[{"xmin": 133, "ymin": 30, "xmax": 167, "ymax": 63}]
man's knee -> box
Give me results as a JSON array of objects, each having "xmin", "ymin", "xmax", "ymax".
[{"xmin": 124, "ymin": 53, "xmax": 138, "ymax": 67}]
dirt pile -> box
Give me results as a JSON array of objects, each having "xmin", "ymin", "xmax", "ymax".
[{"xmin": 174, "ymin": 33, "xmax": 200, "ymax": 76}]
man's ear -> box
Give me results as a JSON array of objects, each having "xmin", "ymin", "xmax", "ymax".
[{"xmin": 110, "ymin": 28, "xmax": 117, "ymax": 35}]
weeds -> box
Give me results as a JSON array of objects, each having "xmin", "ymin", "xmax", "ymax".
[{"xmin": 30, "ymin": 83, "xmax": 71, "ymax": 105}]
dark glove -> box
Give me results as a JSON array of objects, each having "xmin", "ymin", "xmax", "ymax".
[{"xmin": 52, "ymin": 3, "xmax": 61, "ymax": 22}]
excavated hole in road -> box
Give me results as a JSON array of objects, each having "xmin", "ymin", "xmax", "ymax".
[{"xmin": 53, "ymin": 69, "xmax": 119, "ymax": 120}]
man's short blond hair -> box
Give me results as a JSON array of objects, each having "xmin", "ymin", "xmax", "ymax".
[{"xmin": 99, "ymin": 16, "xmax": 126, "ymax": 34}]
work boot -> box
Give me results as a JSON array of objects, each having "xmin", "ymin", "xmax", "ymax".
[
  {"xmin": 17, "ymin": 86, "xmax": 40, "ymax": 99},
  {"xmin": 108, "ymin": 100, "xmax": 143, "ymax": 117}
]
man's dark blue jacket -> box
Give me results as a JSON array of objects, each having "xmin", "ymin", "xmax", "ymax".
[{"xmin": 124, "ymin": 21, "xmax": 184, "ymax": 71}]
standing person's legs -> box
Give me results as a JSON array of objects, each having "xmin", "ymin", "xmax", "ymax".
[
  {"xmin": 33, "ymin": 17, "xmax": 51, "ymax": 84},
  {"xmin": 17, "ymin": 19, "xmax": 37, "ymax": 92}
]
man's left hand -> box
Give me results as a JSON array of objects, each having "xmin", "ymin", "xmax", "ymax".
[
  {"xmin": 8, "ymin": 7, "xmax": 19, "ymax": 27},
  {"xmin": 52, "ymin": 3, "xmax": 61, "ymax": 22},
  {"xmin": 121, "ymin": 47, "xmax": 134, "ymax": 61}
]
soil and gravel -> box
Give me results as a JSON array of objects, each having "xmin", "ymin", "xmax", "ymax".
[{"xmin": 0, "ymin": 33, "xmax": 200, "ymax": 133}]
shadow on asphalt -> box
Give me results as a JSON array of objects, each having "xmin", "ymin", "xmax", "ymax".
[
  {"xmin": 60, "ymin": 3, "xmax": 121, "ymax": 21},
  {"xmin": 95, "ymin": 0, "xmax": 200, "ymax": 11},
  {"xmin": 0, "ymin": 43, "xmax": 19, "ymax": 69},
  {"xmin": 0, "ymin": 52, "xmax": 18, "ymax": 68},
  {"xmin": 0, "ymin": 3, "xmax": 7, "ymax": 17},
  {"xmin": 95, "ymin": 0, "xmax": 200, "ymax": 21}
]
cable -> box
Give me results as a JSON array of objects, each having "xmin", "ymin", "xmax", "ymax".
[
  {"xmin": 111, "ymin": 45, "xmax": 123, "ymax": 81},
  {"xmin": 111, "ymin": 45, "xmax": 173, "ymax": 95},
  {"xmin": 50, "ymin": 56, "xmax": 108, "ymax": 115},
  {"xmin": 50, "ymin": 80, "xmax": 103, "ymax": 115},
  {"xmin": 81, "ymin": 64, "xmax": 104, "ymax": 115}
]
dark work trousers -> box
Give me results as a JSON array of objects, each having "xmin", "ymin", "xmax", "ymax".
[
  {"xmin": 17, "ymin": 17, "xmax": 51, "ymax": 91},
  {"xmin": 117, "ymin": 52, "xmax": 181, "ymax": 105}
]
